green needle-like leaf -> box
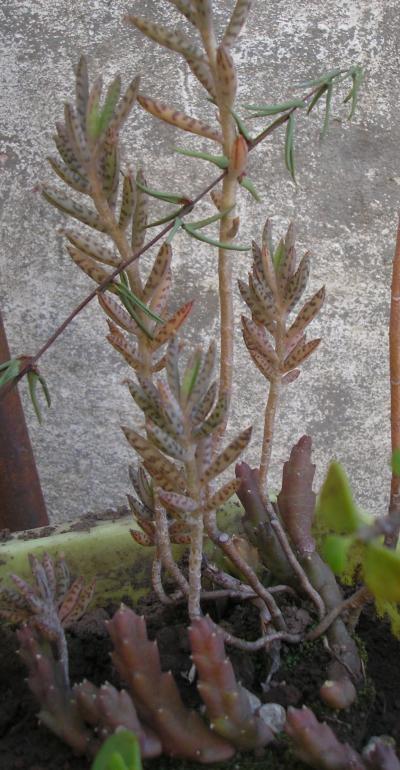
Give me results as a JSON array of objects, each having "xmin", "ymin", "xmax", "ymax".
[
  {"xmin": 244, "ymin": 98, "xmax": 305, "ymax": 117},
  {"xmin": 165, "ymin": 217, "xmax": 184, "ymax": 244},
  {"xmin": 239, "ymin": 176, "xmax": 261, "ymax": 202},
  {"xmin": 183, "ymin": 223, "xmax": 249, "ymax": 251},
  {"xmin": 115, "ymin": 283, "xmax": 163, "ymax": 324},
  {"xmin": 0, "ymin": 358, "xmax": 21, "ymax": 389},
  {"xmin": 189, "ymin": 205, "xmax": 234, "ymax": 230},
  {"xmin": 229, "ymin": 109, "xmax": 253, "ymax": 141},
  {"xmin": 294, "ymin": 68, "xmax": 344, "ymax": 89},
  {"xmin": 306, "ymin": 84, "xmax": 328, "ymax": 115},
  {"xmin": 146, "ymin": 207, "xmax": 186, "ymax": 228},
  {"xmin": 343, "ymin": 65, "xmax": 363, "ymax": 119},
  {"xmin": 174, "ymin": 147, "xmax": 229, "ymax": 169},
  {"xmin": 136, "ymin": 178, "xmax": 191, "ymax": 205},
  {"xmin": 27, "ymin": 370, "xmax": 51, "ymax": 424},
  {"xmin": 284, "ymin": 112, "xmax": 296, "ymax": 182}
]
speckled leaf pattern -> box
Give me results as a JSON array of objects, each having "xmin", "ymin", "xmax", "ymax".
[
  {"xmin": 283, "ymin": 338, "xmax": 321, "ymax": 372},
  {"xmin": 137, "ymin": 94, "xmax": 223, "ymax": 144},
  {"xmin": 47, "ymin": 156, "xmax": 89, "ymax": 194},
  {"xmin": 284, "ymin": 251, "xmax": 311, "ymax": 311},
  {"xmin": 188, "ymin": 340, "xmax": 216, "ymax": 408},
  {"xmin": 130, "ymin": 529, "xmax": 153, "ymax": 547},
  {"xmin": 143, "ymin": 243, "xmax": 172, "ymax": 302},
  {"xmin": 123, "ymin": 427, "xmax": 186, "ymax": 492},
  {"xmin": 205, "ymin": 479, "xmax": 240, "ymax": 512},
  {"xmin": 98, "ymin": 294, "xmax": 141, "ymax": 334},
  {"xmin": 132, "ymin": 169, "xmax": 148, "ymax": 253},
  {"xmin": 195, "ymin": 435, "xmax": 213, "ymax": 476},
  {"xmin": 281, "ymin": 369, "xmax": 301, "ymax": 385},
  {"xmin": 157, "ymin": 490, "xmax": 198, "ymax": 514},
  {"xmin": 126, "ymin": 380, "xmax": 168, "ymax": 431},
  {"xmin": 166, "ymin": 337, "xmax": 181, "ymax": 401},
  {"xmin": 53, "ymin": 124, "xmax": 85, "ymax": 176},
  {"xmin": 108, "ymin": 76, "xmax": 140, "ymax": 136},
  {"xmin": 67, "ymin": 246, "xmax": 113, "ymax": 285},
  {"xmin": 126, "ymin": 16, "xmax": 204, "ymax": 62},
  {"xmin": 64, "ymin": 229, "xmax": 119, "ymax": 267},
  {"xmin": 118, "ymin": 172, "xmax": 135, "ymax": 231},
  {"xmin": 194, "ymin": 393, "xmax": 228, "ymax": 438},
  {"xmin": 222, "ymin": 0, "xmax": 253, "ymax": 48},
  {"xmin": 166, "ymin": 0, "xmax": 197, "ymax": 26},
  {"xmin": 107, "ymin": 325, "xmax": 142, "ymax": 370},
  {"xmin": 277, "ymin": 245, "xmax": 296, "ymax": 296},
  {"xmin": 98, "ymin": 76, "xmax": 122, "ymax": 138},
  {"xmin": 285, "ymin": 330, "xmax": 306, "ymax": 357},
  {"xmin": 216, "ymin": 45, "xmax": 237, "ymax": 108},
  {"xmin": 64, "ymin": 102, "xmax": 90, "ymax": 166},
  {"xmin": 98, "ymin": 134, "xmax": 120, "ymax": 201},
  {"xmin": 247, "ymin": 347, "xmax": 277, "ymax": 382},
  {"xmin": 250, "ymin": 271, "xmax": 276, "ymax": 318},
  {"xmin": 59, "ymin": 577, "xmax": 95, "ymax": 627},
  {"xmin": 192, "ymin": 380, "xmax": 218, "ymax": 424},
  {"xmin": 187, "ymin": 57, "xmax": 217, "ymax": 99},
  {"xmin": 200, "ymin": 426, "xmax": 252, "ymax": 483},
  {"xmin": 42, "ymin": 185, "xmax": 106, "ymax": 231},
  {"xmin": 251, "ymin": 240, "xmax": 266, "ymax": 283},
  {"xmin": 148, "ymin": 424, "xmax": 186, "ymax": 462},
  {"xmin": 150, "ymin": 300, "xmax": 194, "ymax": 350},
  {"xmin": 286, "ymin": 286, "xmax": 325, "ymax": 342},
  {"xmin": 149, "ymin": 266, "xmax": 172, "ymax": 317},
  {"xmin": 157, "ymin": 379, "xmax": 184, "ymax": 437},
  {"xmin": 241, "ymin": 316, "xmax": 278, "ymax": 366},
  {"xmin": 238, "ymin": 279, "xmax": 276, "ymax": 333}
]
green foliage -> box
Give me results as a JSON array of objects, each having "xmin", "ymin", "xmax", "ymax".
[
  {"xmin": 314, "ymin": 462, "xmax": 363, "ymax": 535},
  {"xmin": 91, "ymin": 731, "xmax": 142, "ymax": 770}
]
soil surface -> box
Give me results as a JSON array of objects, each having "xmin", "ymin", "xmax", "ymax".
[{"xmin": 0, "ymin": 594, "xmax": 399, "ymax": 770}]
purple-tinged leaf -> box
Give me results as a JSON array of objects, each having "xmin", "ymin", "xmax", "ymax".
[
  {"xmin": 75, "ymin": 55, "xmax": 89, "ymax": 133},
  {"xmin": 200, "ymin": 426, "xmax": 252, "ymax": 483},
  {"xmin": 247, "ymin": 346, "xmax": 277, "ymax": 381},
  {"xmin": 99, "ymin": 294, "xmax": 141, "ymax": 334},
  {"xmin": 222, "ymin": 0, "xmax": 253, "ymax": 49},
  {"xmin": 137, "ymin": 94, "xmax": 223, "ymax": 144},
  {"xmin": 150, "ymin": 301, "xmax": 194, "ymax": 350},
  {"xmin": 286, "ymin": 286, "xmax": 325, "ymax": 342},
  {"xmin": 157, "ymin": 490, "xmax": 198, "ymax": 514},
  {"xmin": 241, "ymin": 316, "xmax": 278, "ymax": 365},
  {"xmin": 283, "ymin": 338, "xmax": 321, "ymax": 372},
  {"xmin": 148, "ymin": 424, "xmax": 186, "ymax": 462},
  {"xmin": 118, "ymin": 171, "xmax": 136, "ymax": 231},
  {"xmin": 126, "ymin": 16, "xmax": 204, "ymax": 62},
  {"xmin": 193, "ymin": 393, "xmax": 228, "ymax": 438},
  {"xmin": 205, "ymin": 479, "xmax": 240, "ymax": 511},
  {"xmin": 143, "ymin": 243, "xmax": 172, "ymax": 302},
  {"xmin": 277, "ymin": 435, "xmax": 316, "ymax": 557},
  {"xmin": 108, "ymin": 76, "xmax": 140, "ymax": 137},
  {"xmin": 47, "ymin": 156, "xmax": 89, "ymax": 194},
  {"xmin": 42, "ymin": 185, "xmax": 106, "ymax": 231},
  {"xmin": 122, "ymin": 427, "xmax": 186, "ymax": 492}
]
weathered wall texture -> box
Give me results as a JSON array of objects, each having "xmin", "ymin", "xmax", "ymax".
[{"xmin": 1, "ymin": 1, "xmax": 399, "ymax": 522}]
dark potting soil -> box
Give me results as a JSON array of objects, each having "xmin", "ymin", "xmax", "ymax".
[{"xmin": 0, "ymin": 595, "xmax": 399, "ymax": 770}]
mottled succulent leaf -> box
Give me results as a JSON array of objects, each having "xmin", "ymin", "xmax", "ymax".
[
  {"xmin": 283, "ymin": 338, "xmax": 321, "ymax": 372},
  {"xmin": 215, "ymin": 44, "xmax": 237, "ymax": 108},
  {"xmin": 130, "ymin": 529, "xmax": 153, "ymax": 547},
  {"xmin": 200, "ymin": 427, "xmax": 252, "ymax": 483},
  {"xmin": 286, "ymin": 286, "xmax": 325, "ymax": 342},
  {"xmin": 75, "ymin": 56, "xmax": 89, "ymax": 132},
  {"xmin": 150, "ymin": 301, "xmax": 194, "ymax": 350},
  {"xmin": 64, "ymin": 102, "xmax": 90, "ymax": 165},
  {"xmin": 116, "ymin": 282, "xmax": 162, "ymax": 324},
  {"xmin": 47, "ymin": 156, "xmax": 89, "ymax": 194},
  {"xmin": 53, "ymin": 125, "xmax": 84, "ymax": 176},
  {"xmin": 143, "ymin": 243, "xmax": 172, "ymax": 302},
  {"xmin": 126, "ymin": 380, "xmax": 169, "ymax": 432},
  {"xmin": 277, "ymin": 435, "xmax": 316, "ymax": 556},
  {"xmin": 165, "ymin": 337, "xmax": 181, "ymax": 401},
  {"xmin": 108, "ymin": 76, "xmax": 140, "ymax": 136},
  {"xmin": 205, "ymin": 479, "xmax": 240, "ymax": 512},
  {"xmin": 98, "ymin": 76, "xmax": 122, "ymax": 137},
  {"xmin": 86, "ymin": 76, "xmax": 103, "ymax": 140},
  {"xmin": 284, "ymin": 251, "xmax": 311, "ymax": 311},
  {"xmin": 194, "ymin": 393, "xmax": 228, "ymax": 438},
  {"xmin": 281, "ymin": 369, "xmax": 300, "ymax": 385},
  {"xmin": 188, "ymin": 340, "xmax": 216, "ymax": 406},
  {"xmin": 118, "ymin": 172, "xmax": 135, "ymax": 231},
  {"xmin": 250, "ymin": 272, "xmax": 276, "ymax": 317},
  {"xmin": 186, "ymin": 57, "xmax": 217, "ymax": 99},
  {"xmin": 137, "ymin": 94, "xmax": 223, "ymax": 144},
  {"xmin": 132, "ymin": 169, "xmax": 148, "ymax": 253},
  {"xmin": 157, "ymin": 490, "xmax": 198, "ymax": 514},
  {"xmin": 238, "ymin": 279, "xmax": 275, "ymax": 331},
  {"xmin": 67, "ymin": 246, "xmax": 114, "ymax": 285},
  {"xmin": 98, "ymin": 135, "xmax": 120, "ymax": 201},
  {"xmin": 182, "ymin": 348, "xmax": 202, "ymax": 401},
  {"xmin": 148, "ymin": 424, "xmax": 186, "ymax": 462},
  {"xmin": 241, "ymin": 316, "xmax": 278, "ymax": 365},
  {"xmin": 99, "ymin": 295, "xmax": 141, "ymax": 335},
  {"xmin": 165, "ymin": 0, "xmax": 197, "ymax": 26},
  {"xmin": 248, "ymin": 347, "xmax": 276, "ymax": 381},
  {"xmin": 64, "ymin": 230, "xmax": 118, "ymax": 267},
  {"xmin": 126, "ymin": 16, "xmax": 204, "ymax": 62},
  {"xmin": 107, "ymin": 325, "xmax": 141, "ymax": 370},
  {"xmin": 42, "ymin": 185, "xmax": 106, "ymax": 231},
  {"xmin": 192, "ymin": 380, "xmax": 218, "ymax": 424},
  {"xmin": 222, "ymin": 0, "xmax": 253, "ymax": 48},
  {"xmin": 122, "ymin": 427, "xmax": 186, "ymax": 492}
]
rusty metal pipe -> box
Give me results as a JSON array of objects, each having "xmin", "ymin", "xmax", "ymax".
[{"xmin": 0, "ymin": 311, "xmax": 48, "ymax": 531}]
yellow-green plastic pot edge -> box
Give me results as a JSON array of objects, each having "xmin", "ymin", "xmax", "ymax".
[{"xmin": 0, "ymin": 501, "xmax": 243, "ymax": 607}]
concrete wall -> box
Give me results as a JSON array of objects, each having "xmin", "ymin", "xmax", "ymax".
[{"xmin": 1, "ymin": 0, "xmax": 399, "ymax": 522}]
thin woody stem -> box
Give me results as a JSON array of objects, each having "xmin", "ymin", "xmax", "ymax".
[
  {"xmin": 203, "ymin": 508, "xmax": 287, "ymax": 630},
  {"xmin": 386, "ymin": 216, "xmax": 400, "ymax": 548},
  {"xmin": 259, "ymin": 378, "xmax": 281, "ymax": 490},
  {"xmin": 306, "ymin": 586, "xmax": 371, "ymax": 641},
  {"xmin": 154, "ymin": 500, "xmax": 189, "ymax": 596}
]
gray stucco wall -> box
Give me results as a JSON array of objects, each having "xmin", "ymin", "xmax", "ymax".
[{"xmin": 1, "ymin": 0, "xmax": 399, "ymax": 522}]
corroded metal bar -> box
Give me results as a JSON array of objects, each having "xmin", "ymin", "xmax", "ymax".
[{"xmin": 0, "ymin": 311, "xmax": 48, "ymax": 531}]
